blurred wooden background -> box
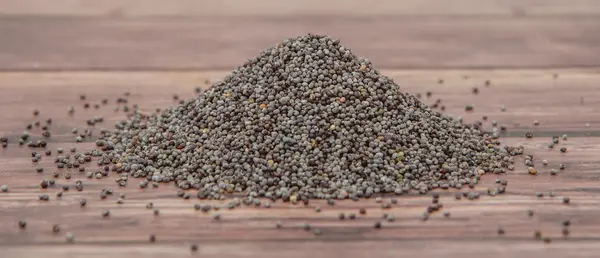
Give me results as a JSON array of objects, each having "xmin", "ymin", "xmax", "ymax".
[
  {"xmin": 1, "ymin": 1, "xmax": 600, "ymax": 258},
  {"xmin": 1, "ymin": 0, "xmax": 600, "ymax": 70}
]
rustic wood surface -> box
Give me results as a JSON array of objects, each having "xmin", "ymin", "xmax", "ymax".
[
  {"xmin": 1, "ymin": 0, "xmax": 600, "ymax": 257},
  {"xmin": 0, "ymin": 70, "xmax": 599, "ymax": 258},
  {"xmin": 1, "ymin": 0, "xmax": 600, "ymax": 70}
]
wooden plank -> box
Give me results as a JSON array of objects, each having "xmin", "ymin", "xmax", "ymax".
[
  {"xmin": 0, "ymin": 69, "xmax": 598, "ymax": 134},
  {"xmin": 1, "ymin": 0, "xmax": 600, "ymax": 17},
  {"xmin": 1, "ymin": 15, "xmax": 600, "ymax": 70},
  {"xmin": 0, "ymin": 69, "xmax": 599, "ymax": 258}
]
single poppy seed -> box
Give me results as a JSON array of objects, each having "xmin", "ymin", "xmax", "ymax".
[
  {"xmin": 66, "ymin": 232, "xmax": 75, "ymax": 243},
  {"xmin": 18, "ymin": 220, "xmax": 27, "ymax": 229}
]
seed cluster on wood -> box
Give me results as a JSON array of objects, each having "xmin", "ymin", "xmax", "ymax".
[{"xmin": 92, "ymin": 34, "xmax": 514, "ymax": 201}]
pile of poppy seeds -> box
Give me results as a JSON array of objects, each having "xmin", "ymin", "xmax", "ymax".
[
  {"xmin": 95, "ymin": 34, "xmax": 515, "ymax": 201},
  {"xmin": 0, "ymin": 34, "xmax": 583, "ymax": 250}
]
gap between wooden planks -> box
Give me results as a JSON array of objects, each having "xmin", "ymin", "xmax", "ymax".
[{"xmin": 0, "ymin": 69, "xmax": 599, "ymax": 258}]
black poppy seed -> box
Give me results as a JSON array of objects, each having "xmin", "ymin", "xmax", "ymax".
[
  {"xmin": 327, "ymin": 199, "xmax": 335, "ymax": 206},
  {"xmin": 1, "ymin": 142, "xmax": 6, "ymax": 148},
  {"xmin": 52, "ymin": 224, "xmax": 61, "ymax": 233},
  {"xmin": 36, "ymin": 167, "xmax": 44, "ymax": 173},
  {"xmin": 338, "ymin": 213, "xmax": 345, "ymax": 220},
  {"xmin": 348, "ymin": 213, "xmax": 356, "ymax": 220},
  {"xmin": 359, "ymin": 208, "xmax": 366, "ymax": 215},
  {"xmin": 153, "ymin": 208, "xmax": 160, "ymax": 216},
  {"xmin": 302, "ymin": 223, "xmax": 311, "ymax": 231},
  {"xmin": 101, "ymin": 209, "xmax": 110, "ymax": 218},
  {"xmin": 56, "ymin": 191, "xmax": 63, "ymax": 198},
  {"xmin": 61, "ymin": 185, "xmax": 69, "ymax": 191},
  {"xmin": 525, "ymin": 133, "xmax": 533, "ymax": 139},
  {"xmin": 40, "ymin": 180, "xmax": 49, "ymax": 189},
  {"xmin": 374, "ymin": 221, "xmax": 382, "ymax": 229},
  {"xmin": 18, "ymin": 220, "xmax": 27, "ymax": 229},
  {"xmin": 560, "ymin": 147, "xmax": 567, "ymax": 153},
  {"xmin": 527, "ymin": 209, "xmax": 534, "ymax": 217},
  {"xmin": 39, "ymin": 194, "xmax": 50, "ymax": 201},
  {"xmin": 543, "ymin": 237, "xmax": 552, "ymax": 244},
  {"xmin": 454, "ymin": 192, "xmax": 462, "ymax": 200},
  {"xmin": 563, "ymin": 220, "xmax": 571, "ymax": 227},
  {"xmin": 536, "ymin": 192, "xmax": 544, "ymax": 198},
  {"xmin": 497, "ymin": 227, "xmax": 505, "ymax": 235},
  {"xmin": 465, "ymin": 105, "xmax": 473, "ymax": 112},
  {"xmin": 534, "ymin": 230, "xmax": 542, "ymax": 240},
  {"xmin": 560, "ymin": 164, "xmax": 566, "ymax": 170}
]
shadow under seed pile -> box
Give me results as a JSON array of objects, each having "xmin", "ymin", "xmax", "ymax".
[{"xmin": 97, "ymin": 34, "xmax": 512, "ymax": 200}]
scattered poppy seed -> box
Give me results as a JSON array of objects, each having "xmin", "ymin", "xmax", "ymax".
[
  {"xmin": 543, "ymin": 237, "xmax": 552, "ymax": 244},
  {"xmin": 560, "ymin": 147, "xmax": 567, "ymax": 153},
  {"xmin": 146, "ymin": 202, "xmax": 153, "ymax": 209},
  {"xmin": 303, "ymin": 223, "xmax": 311, "ymax": 231},
  {"xmin": 533, "ymin": 120, "xmax": 539, "ymax": 126},
  {"xmin": 563, "ymin": 220, "xmax": 571, "ymax": 227},
  {"xmin": 0, "ymin": 185, "xmax": 8, "ymax": 192},
  {"xmin": 315, "ymin": 206, "xmax": 321, "ymax": 213},
  {"xmin": 454, "ymin": 192, "xmax": 462, "ymax": 200},
  {"xmin": 525, "ymin": 133, "xmax": 533, "ymax": 139},
  {"xmin": 149, "ymin": 234, "xmax": 156, "ymax": 243},
  {"xmin": 66, "ymin": 232, "xmax": 75, "ymax": 243},
  {"xmin": 542, "ymin": 160, "xmax": 548, "ymax": 166},
  {"xmin": 36, "ymin": 167, "xmax": 44, "ymax": 173},
  {"xmin": 79, "ymin": 199, "xmax": 87, "ymax": 207},
  {"xmin": 359, "ymin": 208, "xmax": 366, "ymax": 215},
  {"xmin": 562, "ymin": 134, "xmax": 568, "ymax": 140},
  {"xmin": 312, "ymin": 228, "xmax": 322, "ymax": 236},
  {"xmin": 374, "ymin": 221, "xmax": 382, "ymax": 229},
  {"xmin": 18, "ymin": 220, "xmax": 27, "ymax": 229},
  {"xmin": 497, "ymin": 227, "xmax": 505, "ymax": 235},
  {"xmin": 101, "ymin": 210, "xmax": 110, "ymax": 218},
  {"xmin": 386, "ymin": 214, "xmax": 395, "ymax": 222},
  {"xmin": 52, "ymin": 224, "xmax": 61, "ymax": 233},
  {"xmin": 338, "ymin": 213, "xmax": 345, "ymax": 220},
  {"xmin": 56, "ymin": 191, "xmax": 63, "ymax": 198},
  {"xmin": 275, "ymin": 221, "xmax": 282, "ymax": 229},
  {"xmin": 527, "ymin": 209, "xmax": 534, "ymax": 217},
  {"xmin": 39, "ymin": 194, "xmax": 50, "ymax": 201},
  {"xmin": 536, "ymin": 192, "xmax": 544, "ymax": 198},
  {"xmin": 562, "ymin": 227, "xmax": 570, "ymax": 237},
  {"xmin": 153, "ymin": 208, "xmax": 160, "ymax": 216},
  {"xmin": 560, "ymin": 164, "xmax": 566, "ymax": 170},
  {"xmin": 534, "ymin": 230, "xmax": 542, "ymax": 240},
  {"xmin": 465, "ymin": 105, "xmax": 473, "ymax": 112},
  {"xmin": 348, "ymin": 213, "xmax": 356, "ymax": 220}
]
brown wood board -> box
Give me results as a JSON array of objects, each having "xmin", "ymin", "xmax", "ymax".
[{"xmin": 0, "ymin": 70, "xmax": 599, "ymax": 257}]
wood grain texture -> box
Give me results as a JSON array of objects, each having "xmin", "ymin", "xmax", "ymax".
[
  {"xmin": 0, "ymin": 70, "xmax": 599, "ymax": 257},
  {"xmin": 1, "ymin": 0, "xmax": 600, "ymax": 17},
  {"xmin": 1, "ymin": 0, "xmax": 600, "ymax": 70}
]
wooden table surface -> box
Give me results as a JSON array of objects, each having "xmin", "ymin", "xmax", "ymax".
[{"xmin": 1, "ymin": 1, "xmax": 600, "ymax": 257}]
